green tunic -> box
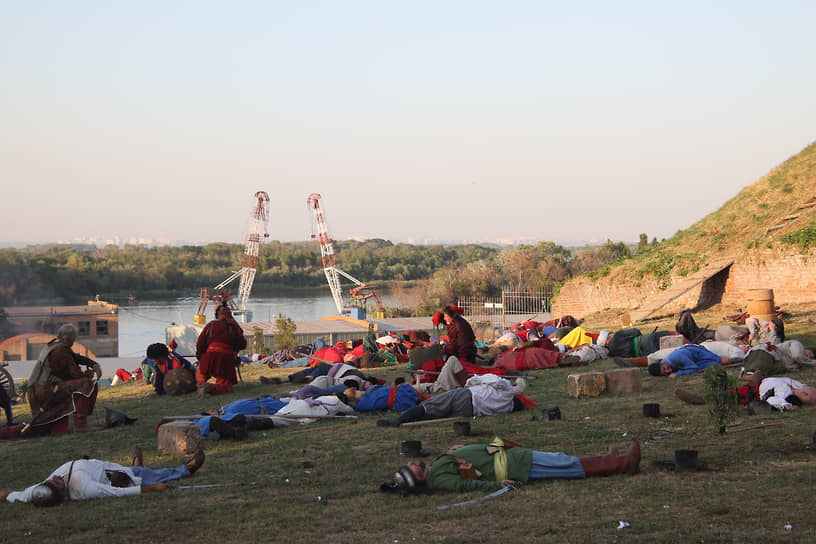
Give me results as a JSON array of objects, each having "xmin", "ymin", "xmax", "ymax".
[{"xmin": 427, "ymin": 444, "xmax": 533, "ymax": 492}]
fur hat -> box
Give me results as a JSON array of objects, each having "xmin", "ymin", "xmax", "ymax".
[
  {"xmin": 105, "ymin": 407, "xmax": 138, "ymax": 427},
  {"xmin": 146, "ymin": 342, "xmax": 169, "ymax": 359}
]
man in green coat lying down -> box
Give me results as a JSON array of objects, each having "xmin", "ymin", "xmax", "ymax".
[{"xmin": 388, "ymin": 438, "xmax": 640, "ymax": 493}]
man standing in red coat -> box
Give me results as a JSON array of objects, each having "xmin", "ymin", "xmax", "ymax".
[{"xmin": 196, "ymin": 303, "xmax": 247, "ymax": 395}]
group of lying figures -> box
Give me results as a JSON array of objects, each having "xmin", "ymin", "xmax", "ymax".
[{"xmin": 5, "ymin": 307, "xmax": 816, "ymax": 504}]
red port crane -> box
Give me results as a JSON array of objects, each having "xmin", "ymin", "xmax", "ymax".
[
  {"xmin": 306, "ymin": 193, "xmax": 382, "ymax": 316},
  {"xmin": 194, "ymin": 191, "xmax": 270, "ymax": 324}
]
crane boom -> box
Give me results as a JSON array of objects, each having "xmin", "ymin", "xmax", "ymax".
[
  {"xmin": 194, "ymin": 191, "xmax": 270, "ymax": 324},
  {"xmin": 307, "ymin": 193, "xmax": 382, "ymax": 316}
]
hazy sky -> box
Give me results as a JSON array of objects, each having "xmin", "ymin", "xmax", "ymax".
[{"xmin": 2, "ymin": 1, "xmax": 814, "ymax": 247}]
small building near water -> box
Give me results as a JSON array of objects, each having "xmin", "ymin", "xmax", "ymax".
[{"xmin": 2, "ymin": 300, "xmax": 119, "ymax": 359}]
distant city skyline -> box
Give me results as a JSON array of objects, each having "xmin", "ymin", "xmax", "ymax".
[{"xmin": 2, "ymin": 2, "xmax": 814, "ymax": 247}]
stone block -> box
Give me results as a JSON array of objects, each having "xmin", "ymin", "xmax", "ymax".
[
  {"xmin": 660, "ymin": 335, "xmax": 686, "ymax": 350},
  {"xmin": 157, "ymin": 421, "xmax": 201, "ymax": 455},
  {"xmin": 604, "ymin": 367, "xmax": 642, "ymax": 394},
  {"xmin": 567, "ymin": 372, "xmax": 606, "ymax": 398}
]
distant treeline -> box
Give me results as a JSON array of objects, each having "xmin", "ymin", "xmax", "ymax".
[{"xmin": 0, "ymin": 239, "xmax": 634, "ymax": 308}]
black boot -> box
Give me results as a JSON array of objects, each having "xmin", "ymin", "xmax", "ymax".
[
  {"xmin": 377, "ymin": 405, "xmax": 428, "ymax": 427},
  {"xmin": 398, "ymin": 405, "xmax": 427, "ymax": 424},
  {"xmin": 246, "ymin": 417, "xmax": 276, "ymax": 431},
  {"xmin": 210, "ymin": 416, "xmax": 248, "ymax": 440}
]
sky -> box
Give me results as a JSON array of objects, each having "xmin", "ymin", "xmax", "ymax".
[{"xmin": 2, "ymin": 1, "xmax": 814, "ymax": 248}]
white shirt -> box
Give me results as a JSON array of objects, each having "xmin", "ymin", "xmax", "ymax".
[
  {"xmin": 6, "ymin": 460, "xmax": 141, "ymax": 503},
  {"xmin": 700, "ymin": 341, "xmax": 747, "ymax": 361},
  {"xmin": 464, "ymin": 374, "xmax": 516, "ymax": 417},
  {"xmin": 273, "ymin": 395, "xmax": 354, "ymax": 425},
  {"xmin": 759, "ymin": 377, "xmax": 805, "ymax": 411}
]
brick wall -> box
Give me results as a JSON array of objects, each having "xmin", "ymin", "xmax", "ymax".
[{"xmin": 552, "ymin": 247, "xmax": 816, "ymax": 319}]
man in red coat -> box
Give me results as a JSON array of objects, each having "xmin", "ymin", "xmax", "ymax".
[
  {"xmin": 441, "ymin": 306, "xmax": 477, "ymax": 364},
  {"xmin": 196, "ymin": 304, "xmax": 247, "ymax": 395},
  {"xmin": 26, "ymin": 324, "xmax": 103, "ymax": 434}
]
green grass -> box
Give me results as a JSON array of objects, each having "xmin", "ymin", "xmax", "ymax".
[{"xmin": 2, "ymin": 305, "xmax": 816, "ymax": 543}]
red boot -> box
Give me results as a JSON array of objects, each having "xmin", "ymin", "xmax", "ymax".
[
  {"xmin": 579, "ymin": 439, "xmax": 640, "ymax": 477},
  {"xmin": 73, "ymin": 413, "xmax": 104, "ymax": 432}
]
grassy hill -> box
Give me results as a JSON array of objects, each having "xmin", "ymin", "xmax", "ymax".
[{"xmin": 603, "ymin": 140, "xmax": 816, "ymax": 286}]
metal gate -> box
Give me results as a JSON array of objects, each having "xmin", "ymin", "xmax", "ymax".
[{"xmin": 458, "ymin": 287, "xmax": 551, "ymax": 330}]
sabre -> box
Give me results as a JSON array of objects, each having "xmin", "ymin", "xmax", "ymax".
[
  {"xmin": 436, "ymin": 485, "xmax": 514, "ymax": 510},
  {"xmin": 21, "ymin": 384, "xmax": 60, "ymax": 435},
  {"xmin": 176, "ymin": 481, "xmax": 256, "ymax": 490}
]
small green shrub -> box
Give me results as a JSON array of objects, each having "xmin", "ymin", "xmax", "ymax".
[{"xmin": 780, "ymin": 222, "xmax": 816, "ymax": 249}]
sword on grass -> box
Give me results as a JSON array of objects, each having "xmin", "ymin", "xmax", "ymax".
[{"xmin": 436, "ymin": 485, "xmax": 515, "ymax": 510}]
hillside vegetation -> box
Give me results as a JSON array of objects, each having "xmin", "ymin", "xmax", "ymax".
[{"xmin": 596, "ymin": 141, "xmax": 816, "ymax": 287}]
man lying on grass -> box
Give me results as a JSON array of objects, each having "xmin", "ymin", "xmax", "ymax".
[
  {"xmin": 1, "ymin": 446, "xmax": 204, "ymax": 506},
  {"xmin": 384, "ymin": 438, "xmax": 640, "ymax": 493}
]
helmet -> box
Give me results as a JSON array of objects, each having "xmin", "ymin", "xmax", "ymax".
[
  {"xmin": 393, "ymin": 466, "xmax": 418, "ymax": 493},
  {"xmin": 31, "ymin": 482, "xmax": 63, "ymax": 507}
]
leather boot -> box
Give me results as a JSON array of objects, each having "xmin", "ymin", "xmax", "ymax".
[
  {"xmin": 73, "ymin": 413, "xmax": 104, "ymax": 432},
  {"xmin": 675, "ymin": 388, "xmax": 705, "ymax": 405},
  {"xmin": 246, "ymin": 417, "xmax": 276, "ymax": 431},
  {"xmin": 209, "ymin": 417, "xmax": 248, "ymax": 440},
  {"xmin": 615, "ymin": 357, "xmax": 649, "ymax": 367},
  {"xmin": 579, "ymin": 439, "xmax": 640, "ymax": 477},
  {"xmin": 454, "ymin": 369, "xmax": 471, "ymax": 387},
  {"xmin": 198, "ymin": 383, "xmax": 220, "ymax": 395}
]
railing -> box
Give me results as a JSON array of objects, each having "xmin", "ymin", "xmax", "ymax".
[{"xmin": 458, "ymin": 287, "xmax": 551, "ymax": 330}]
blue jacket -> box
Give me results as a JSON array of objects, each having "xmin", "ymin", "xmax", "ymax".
[{"xmin": 664, "ymin": 344, "xmax": 722, "ymax": 376}]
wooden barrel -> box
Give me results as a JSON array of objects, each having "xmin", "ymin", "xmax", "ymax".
[{"xmin": 747, "ymin": 288, "xmax": 775, "ymax": 319}]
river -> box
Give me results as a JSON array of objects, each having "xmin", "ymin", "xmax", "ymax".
[{"xmin": 118, "ymin": 293, "xmax": 400, "ymax": 358}]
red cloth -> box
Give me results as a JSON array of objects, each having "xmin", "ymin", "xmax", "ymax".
[
  {"xmin": 515, "ymin": 330, "xmax": 529, "ymax": 342},
  {"xmin": 196, "ymin": 319, "xmax": 246, "ymax": 386},
  {"xmin": 115, "ymin": 368, "xmax": 133, "ymax": 382},
  {"xmin": 310, "ymin": 347, "xmax": 345, "ymax": 367},
  {"xmin": 516, "ymin": 393, "xmax": 537, "ymax": 408},
  {"xmin": 529, "ymin": 337, "xmax": 557, "ymax": 351},
  {"xmin": 462, "ymin": 362, "xmax": 505, "ymax": 376},
  {"xmin": 493, "ymin": 347, "xmax": 560, "ymax": 371},
  {"xmin": 350, "ymin": 344, "xmax": 365, "ymax": 357}
]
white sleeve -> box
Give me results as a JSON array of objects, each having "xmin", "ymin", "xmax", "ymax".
[
  {"xmin": 765, "ymin": 395, "xmax": 791, "ymax": 411},
  {"xmin": 6, "ymin": 485, "xmax": 38, "ymax": 503}
]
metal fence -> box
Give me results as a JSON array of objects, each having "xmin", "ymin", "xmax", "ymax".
[{"xmin": 458, "ymin": 287, "xmax": 552, "ymax": 330}]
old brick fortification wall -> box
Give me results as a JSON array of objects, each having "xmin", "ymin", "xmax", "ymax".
[{"xmin": 551, "ymin": 247, "xmax": 816, "ymax": 319}]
